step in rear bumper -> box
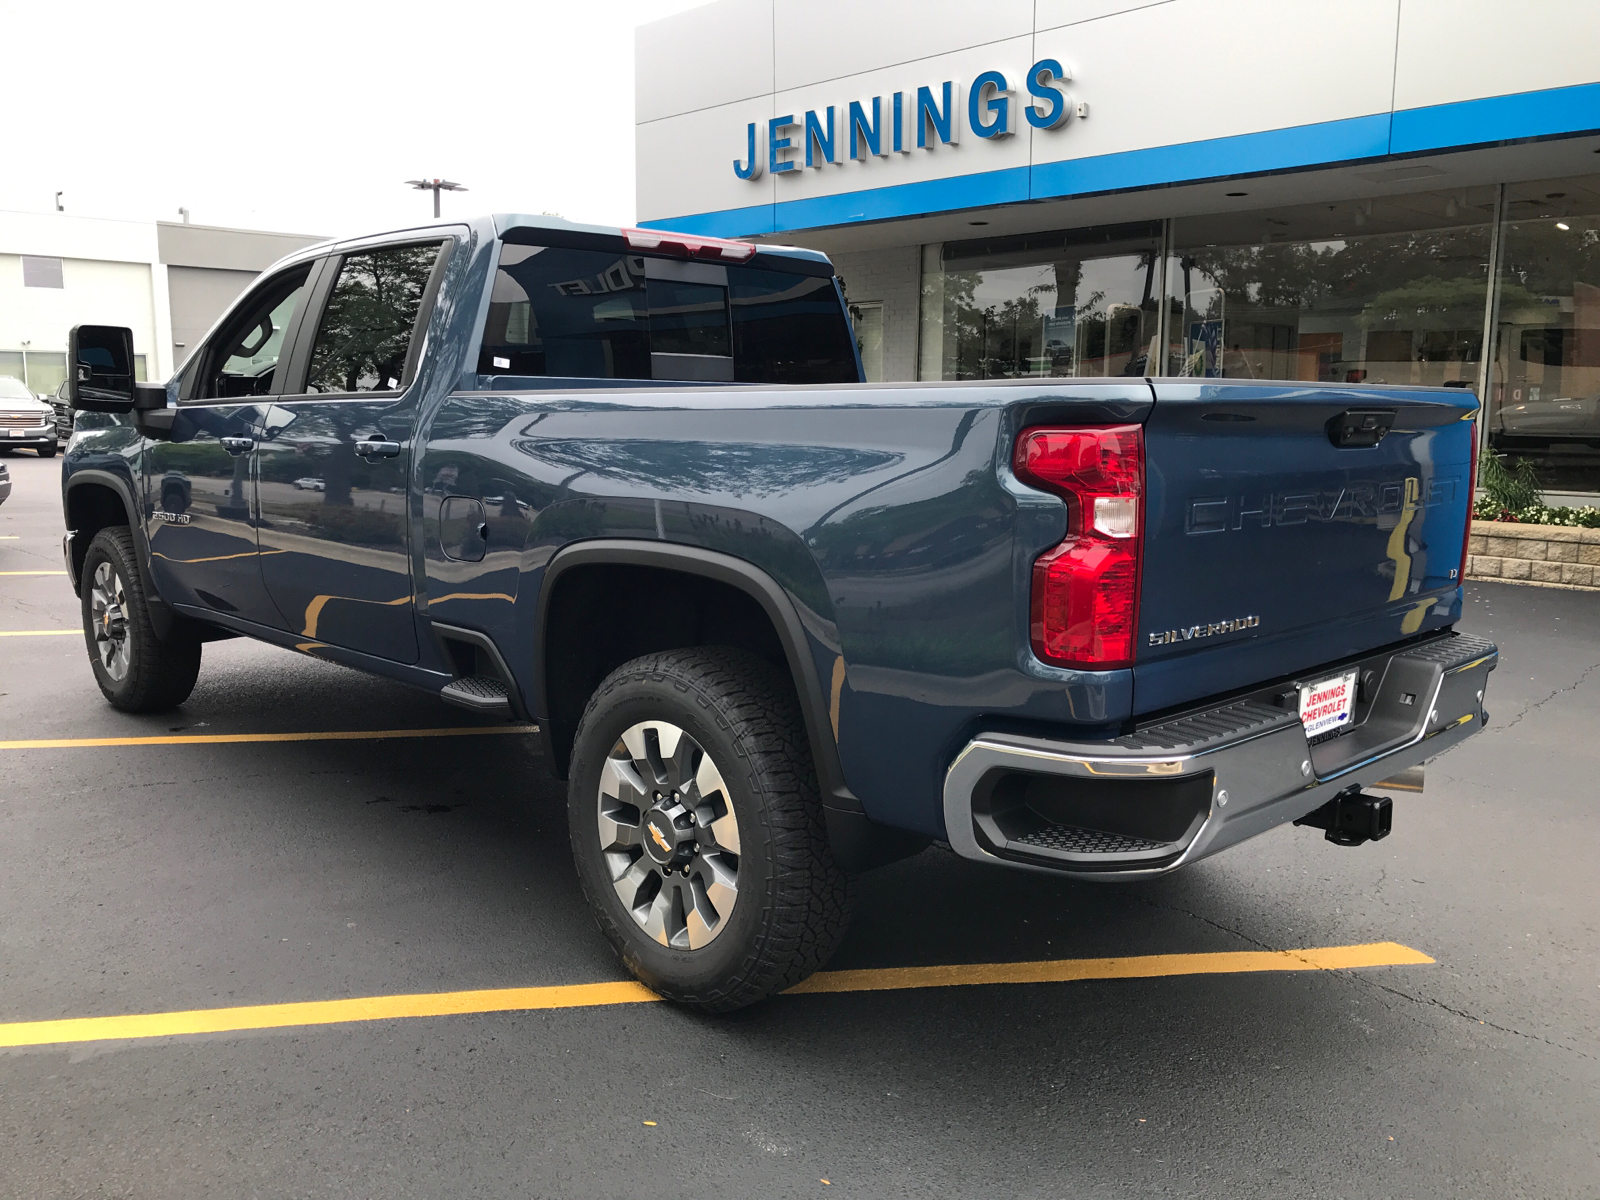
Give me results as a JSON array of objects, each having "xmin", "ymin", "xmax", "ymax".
[{"xmin": 942, "ymin": 632, "xmax": 1498, "ymax": 880}]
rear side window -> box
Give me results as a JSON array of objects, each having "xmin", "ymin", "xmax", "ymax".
[
  {"xmin": 305, "ymin": 242, "xmax": 444, "ymax": 394},
  {"xmin": 478, "ymin": 244, "xmax": 858, "ymax": 384}
]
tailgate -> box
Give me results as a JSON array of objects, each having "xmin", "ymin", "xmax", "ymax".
[{"xmin": 1135, "ymin": 382, "xmax": 1477, "ymax": 715}]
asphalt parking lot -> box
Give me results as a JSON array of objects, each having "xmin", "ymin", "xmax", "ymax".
[{"xmin": 2, "ymin": 447, "xmax": 1597, "ymax": 1199}]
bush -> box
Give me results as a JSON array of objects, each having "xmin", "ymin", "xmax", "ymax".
[{"xmin": 1471, "ymin": 448, "xmax": 1600, "ymax": 526}]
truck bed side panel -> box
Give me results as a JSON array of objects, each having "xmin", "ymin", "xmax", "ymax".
[{"xmin": 419, "ymin": 382, "xmax": 1149, "ymax": 837}]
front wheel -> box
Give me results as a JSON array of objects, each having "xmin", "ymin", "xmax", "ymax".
[
  {"xmin": 79, "ymin": 527, "xmax": 202, "ymax": 712},
  {"xmin": 567, "ymin": 647, "xmax": 852, "ymax": 1012},
  {"xmin": 36, "ymin": 442, "xmax": 57, "ymax": 459}
]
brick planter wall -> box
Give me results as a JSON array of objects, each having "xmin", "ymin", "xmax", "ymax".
[{"xmin": 1467, "ymin": 520, "xmax": 1600, "ymax": 590}]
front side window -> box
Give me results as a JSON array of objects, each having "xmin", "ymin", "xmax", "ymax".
[
  {"xmin": 304, "ymin": 243, "xmax": 444, "ymax": 394},
  {"xmin": 198, "ymin": 266, "xmax": 311, "ymax": 400}
]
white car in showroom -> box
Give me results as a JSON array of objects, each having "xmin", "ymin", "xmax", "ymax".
[{"xmin": 0, "ymin": 375, "xmax": 59, "ymax": 458}]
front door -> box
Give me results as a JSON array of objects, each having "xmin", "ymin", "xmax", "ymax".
[
  {"xmin": 256, "ymin": 241, "xmax": 447, "ymax": 663},
  {"xmin": 145, "ymin": 264, "xmax": 313, "ymax": 627}
]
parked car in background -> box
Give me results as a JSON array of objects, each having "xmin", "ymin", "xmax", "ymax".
[
  {"xmin": 293, "ymin": 477, "xmax": 325, "ymax": 491},
  {"xmin": 50, "ymin": 380, "xmax": 75, "ymax": 441},
  {"xmin": 0, "ymin": 375, "xmax": 58, "ymax": 457}
]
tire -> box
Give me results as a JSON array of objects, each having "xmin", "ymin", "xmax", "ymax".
[
  {"xmin": 36, "ymin": 442, "xmax": 57, "ymax": 459},
  {"xmin": 80, "ymin": 527, "xmax": 202, "ymax": 712},
  {"xmin": 567, "ymin": 646, "xmax": 852, "ymax": 1012}
]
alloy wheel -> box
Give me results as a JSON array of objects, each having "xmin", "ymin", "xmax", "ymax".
[
  {"xmin": 89, "ymin": 561, "xmax": 132, "ymax": 681},
  {"xmin": 597, "ymin": 720, "xmax": 741, "ymax": 950}
]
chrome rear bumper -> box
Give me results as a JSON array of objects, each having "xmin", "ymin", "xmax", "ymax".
[{"xmin": 942, "ymin": 632, "xmax": 1497, "ymax": 880}]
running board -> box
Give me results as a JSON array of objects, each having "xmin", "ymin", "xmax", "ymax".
[{"xmin": 440, "ymin": 675, "xmax": 512, "ymax": 714}]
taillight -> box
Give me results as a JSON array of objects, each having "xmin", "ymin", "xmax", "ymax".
[
  {"xmin": 1013, "ymin": 424, "xmax": 1145, "ymax": 669},
  {"xmin": 622, "ymin": 227, "xmax": 758, "ymax": 262},
  {"xmin": 1459, "ymin": 421, "xmax": 1479, "ymax": 585}
]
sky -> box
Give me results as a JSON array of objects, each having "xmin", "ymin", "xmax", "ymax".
[{"xmin": 3, "ymin": 0, "xmax": 707, "ymax": 238}]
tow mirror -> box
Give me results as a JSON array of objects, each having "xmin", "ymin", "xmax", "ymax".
[{"xmin": 68, "ymin": 325, "xmax": 137, "ymax": 412}]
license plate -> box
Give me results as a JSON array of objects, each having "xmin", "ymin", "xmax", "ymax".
[{"xmin": 1299, "ymin": 669, "xmax": 1358, "ymax": 738}]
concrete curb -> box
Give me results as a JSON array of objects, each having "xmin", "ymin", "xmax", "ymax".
[{"xmin": 1467, "ymin": 520, "xmax": 1600, "ymax": 590}]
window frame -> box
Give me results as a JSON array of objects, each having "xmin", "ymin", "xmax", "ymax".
[{"xmin": 277, "ymin": 238, "xmax": 453, "ymax": 401}]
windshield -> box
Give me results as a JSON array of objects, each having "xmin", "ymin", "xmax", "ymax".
[{"xmin": 0, "ymin": 376, "xmax": 36, "ymax": 400}]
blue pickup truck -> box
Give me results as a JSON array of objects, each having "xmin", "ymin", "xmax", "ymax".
[{"xmin": 60, "ymin": 215, "xmax": 1496, "ymax": 1010}]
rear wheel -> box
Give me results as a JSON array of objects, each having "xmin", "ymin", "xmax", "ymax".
[
  {"xmin": 80, "ymin": 527, "xmax": 202, "ymax": 712},
  {"xmin": 567, "ymin": 647, "xmax": 852, "ymax": 1011},
  {"xmin": 35, "ymin": 442, "xmax": 57, "ymax": 459}
]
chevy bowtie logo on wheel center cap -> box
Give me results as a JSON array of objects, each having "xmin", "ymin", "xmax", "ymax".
[{"xmin": 645, "ymin": 812, "xmax": 677, "ymax": 863}]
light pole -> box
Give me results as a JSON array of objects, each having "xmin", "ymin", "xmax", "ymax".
[{"xmin": 405, "ymin": 178, "xmax": 466, "ymax": 219}]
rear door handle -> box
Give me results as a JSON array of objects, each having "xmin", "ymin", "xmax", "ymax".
[
  {"xmin": 355, "ymin": 439, "xmax": 402, "ymax": 461},
  {"xmin": 220, "ymin": 436, "xmax": 255, "ymax": 456}
]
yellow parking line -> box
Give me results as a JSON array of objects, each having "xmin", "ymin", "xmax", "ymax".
[
  {"xmin": 0, "ymin": 943, "xmax": 1431, "ymax": 1049},
  {"xmin": 0, "ymin": 629, "xmax": 77, "ymax": 637},
  {"xmin": 0, "ymin": 725, "xmax": 538, "ymax": 750},
  {"xmin": 786, "ymin": 941, "xmax": 1434, "ymax": 993},
  {"xmin": 0, "ymin": 570, "xmax": 66, "ymax": 575}
]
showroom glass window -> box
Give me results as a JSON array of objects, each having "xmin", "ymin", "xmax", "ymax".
[
  {"xmin": 918, "ymin": 224, "xmax": 1171, "ymax": 380},
  {"xmin": 1488, "ymin": 176, "xmax": 1600, "ymax": 495},
  {"xmin": 1168, "ymin": 189, "xmax": 1495, "ymax": 385}
]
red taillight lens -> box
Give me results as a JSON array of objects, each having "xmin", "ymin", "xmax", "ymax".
[
  {"xmin": 1014, "ymin": 424, "xmax": 1145, "ymax": 669},
  {"xmin": 622, "ymin": 227, "xmax": 758, "ymax": 262},
  {"xmin": 1459, "ymin": 421, "xmax": 1479, "ymax": 585}
]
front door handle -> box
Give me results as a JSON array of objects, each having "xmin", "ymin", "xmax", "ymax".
[
  {"xmin": 355, "ymin": 439, "xmax": 402, "ymax": 461},
  {"xmin": 220, "ymin": 436, "xmax": 255, "ymax": 456}
]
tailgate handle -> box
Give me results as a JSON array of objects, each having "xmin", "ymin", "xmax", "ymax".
[{"xmin": 1327, "ymin": 408, "xmax": 1395, "ymax": 448}]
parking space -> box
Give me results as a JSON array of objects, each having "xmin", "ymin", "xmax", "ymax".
[{"xmin": 2, "ymin": 447, "xmax": 1598, "ymax": 1198}]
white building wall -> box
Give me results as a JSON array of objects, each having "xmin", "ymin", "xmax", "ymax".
[
  {"xmin": 636, "ymin": 0, "xmax": 1600, "ymax": 229},
  {"xmin": 830, "ymin": 245, "xmax": 921, "ymax": 382},
  {"xmin": 0, "ymin": 254, "xmax": 156, "ymax": 365},
  {"xmin": 0, "ymin": 210, "xmax": 166, "ymax": 380}
]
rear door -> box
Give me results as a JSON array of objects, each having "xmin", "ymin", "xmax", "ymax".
[
  {"xmin": 254, "ymin": 239, "xmax": 449, "ymax": 662},
  {"xmin": 1135, "ymin": 382, "xmax": 1477, "ymax": 714},
  {"xmin": 144, "ymin": 263, "xmax": 312, "ymax": 627}
]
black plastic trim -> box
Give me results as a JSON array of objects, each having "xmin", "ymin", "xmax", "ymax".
[
  {"xmin": 534, "ymin": 539, "xmax": 858, "ymax": 813},
  {"xmin": 62, "ymin": 468, "xmax": 169, "ymax": 634},
  {"xmin": 430, "ymin": 620, "xmax": 529, "ymax": 720}
]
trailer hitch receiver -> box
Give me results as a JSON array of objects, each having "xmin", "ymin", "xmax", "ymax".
[{"xmin": 1294, "ymin": 786, "xmax": 1393, "ymax": 847}]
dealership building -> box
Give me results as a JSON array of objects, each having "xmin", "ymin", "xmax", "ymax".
[
  {"xmin": 635, "ymin": 0, "xmax": 1600, "ymax": 497},
  {"xmin": 1, "ymin": 211, "xmax": 320, "ymax": 396}
]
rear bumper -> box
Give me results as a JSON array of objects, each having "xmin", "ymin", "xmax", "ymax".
[{"xmin": 942, "ymin": 632, "xmax": 1497, "ymax": 880}]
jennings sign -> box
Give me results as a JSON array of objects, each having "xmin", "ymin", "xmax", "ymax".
[{"xmin": 733, "ymin": 59, "xmax": 1082, "ymax": 180}]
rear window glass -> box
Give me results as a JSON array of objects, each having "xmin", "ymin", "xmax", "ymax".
[
  {"xmin": 477, "ymin": 245, "xmax": 857, "ymax": 384},
  {"xmin": 730, "ymin": 270, "xmax": 859, "ymax": 385}
]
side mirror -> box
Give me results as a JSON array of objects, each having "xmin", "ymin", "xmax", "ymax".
[{"xmin": 68, "ymin": 325, "xmax": 137, "ymax": 412}]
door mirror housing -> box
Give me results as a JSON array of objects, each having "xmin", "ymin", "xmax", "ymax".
[{"xmin": 68, "ymin": 325, "xmax": 137, "ymax": 412}]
